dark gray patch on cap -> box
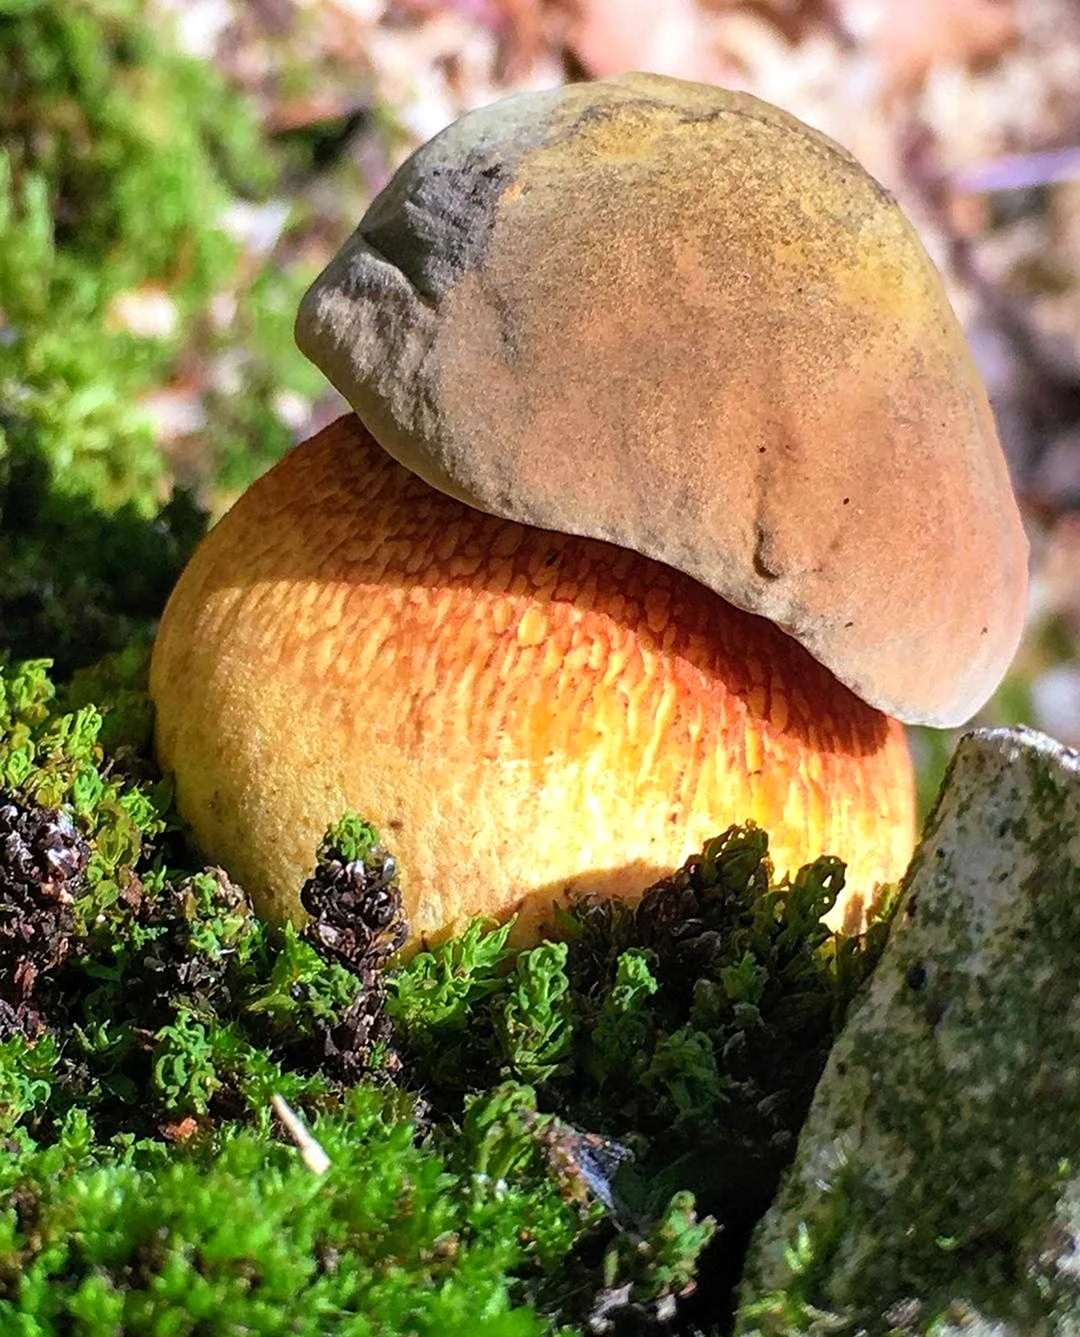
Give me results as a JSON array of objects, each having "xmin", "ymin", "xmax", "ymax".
[{"xmin": 359, "ymin": 149, "xmax": 514, "ymax": 306}]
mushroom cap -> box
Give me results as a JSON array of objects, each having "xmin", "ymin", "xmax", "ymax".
[
  {"xmin": 296, "ymin": 72, "xmax": 1028, "ymax": 728},
  {"xmin": 150, "ymin": 416, "xmax": 915, "ymax": 948}
]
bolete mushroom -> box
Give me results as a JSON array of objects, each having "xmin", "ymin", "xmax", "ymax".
[{"xmin": 150, "ymin": 74, "xmax": 1027, "ymax": 949}]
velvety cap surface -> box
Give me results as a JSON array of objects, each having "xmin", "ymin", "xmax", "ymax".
[{"xmin": 296, "ymin": 73, "xmax": 1028, "ymax": 726}]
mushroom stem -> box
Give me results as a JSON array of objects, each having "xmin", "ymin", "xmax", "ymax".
[{"xmin": 151, "ymin": 416, "xmax": 915, "ymax": 948}]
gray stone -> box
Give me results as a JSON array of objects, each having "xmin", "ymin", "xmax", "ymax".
[{"xmin": 736, "ymin": 727, "xmax": 1080, "ymax": 1336}]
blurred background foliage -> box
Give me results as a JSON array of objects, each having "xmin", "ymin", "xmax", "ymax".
[{"xmin": 1, "ymin": 0, "xmax": 1079, "ymax": 779}]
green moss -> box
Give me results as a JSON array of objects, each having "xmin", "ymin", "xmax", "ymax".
[
  {"xmin": 0, "ymin": 658, "xmax": 734, "ymax": 1332},
  {"xmin": 0, "ymin": 1092, "xmax": 585, "ymax": 1336},
  {"xmin": 0, "ymin": 655, "xmax": 892, "ymax": 1333},
  {"xmin": 0, "ymin": 0, "xmax": 246, "ymax": 508},
  {"xmin": 381, "ymin": 826, "xmax": 895, "ymax": 1328},
  {"xmin": 321, "ymin": 812, "xmax": 384, "ymax": 866}
]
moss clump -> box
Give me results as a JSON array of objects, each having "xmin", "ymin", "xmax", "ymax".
[
  {"xmin": 385, "ymin": 829, "xmax": 893, "ymax": 1329},
  {"xmin": 0, "ymin": 658, "xmax": 721, "ymax": 1332},
  {"xmin": 0, "ymin": 658, "xmax": 367, "ymax": 1126},
  {"xmin": 0, "ymin": 653, "xmax": 893, "ymax": 1333},
  {"xmin": 0, "ymin": 1088, "xmax": 591, "ymax": 1336}
]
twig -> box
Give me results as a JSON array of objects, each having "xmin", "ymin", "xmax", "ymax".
[{"xmin": 271, "ymin": 1093, "xmax": 331, "ymax": 1175}]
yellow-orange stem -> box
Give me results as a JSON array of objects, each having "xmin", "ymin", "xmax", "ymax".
[{"xmin": 151, "ymin": 415, "xmax": 915, "ymax": 948}]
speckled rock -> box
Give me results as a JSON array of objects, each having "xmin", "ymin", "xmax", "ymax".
[{"xmin": 736, "ymin": 727, "xmax": 1080, "ymax": 1335}]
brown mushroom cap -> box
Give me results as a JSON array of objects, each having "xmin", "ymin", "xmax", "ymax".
[
  {"xmin": 296, "ymin": 72, "xmax": 1027, "ymax": 727},
  {"xmin": 150, "ymin": 416, "xmax": 915, "ymax": 947}
]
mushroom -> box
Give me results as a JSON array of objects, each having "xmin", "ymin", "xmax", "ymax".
[{"xmin": 150, "ymin": 75, "xmax": 1027, "ymax": 949}]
